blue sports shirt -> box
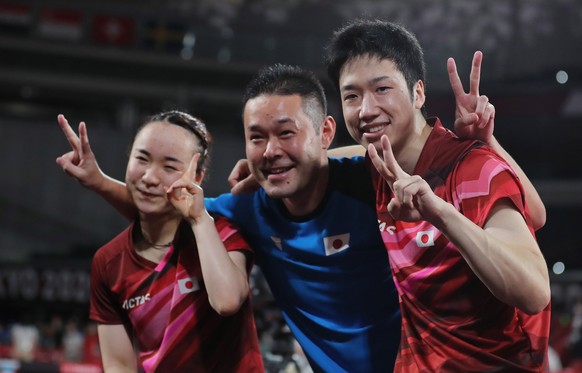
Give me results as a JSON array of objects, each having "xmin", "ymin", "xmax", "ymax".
[{"xmin": 205, "ymin": 157, "xmax": 400, "ymax": 373}]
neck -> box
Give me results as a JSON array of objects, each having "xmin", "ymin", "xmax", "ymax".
[
  {"xmin": 282, "ymin": 160, "xmax": 329, "ymax": 217},
  {"xmin": 137, "ymin": 214, "xmax": 181, "ymax": 259}
]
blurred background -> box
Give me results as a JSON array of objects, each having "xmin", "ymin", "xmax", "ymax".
[{"xmin": 0, "ymin": 0, "xmax": 581, "ymax": 372}]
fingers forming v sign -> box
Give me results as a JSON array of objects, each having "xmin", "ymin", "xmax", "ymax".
[
  {"xmin": 447, "ymin": 51, "xmax": 495, "ymax": 143},
  {"xmin": 167, "ymin": 153, "xmax": 205, "ymax": 221},
  {"xmin": 368, "ymin": 136, "xmax": 442, "ymax": 222},
  {"xmin": 55, "ymin": 114, "xmax": 102, "ymax": 188},
  {"xmin": 368, "ymin": 136, "xmax": 409, "ymax": 191}
]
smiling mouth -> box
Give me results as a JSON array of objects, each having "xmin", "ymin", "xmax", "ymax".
[
  {"xmin": 361, "ymin": 123, "xmax": 389, "ymax": 135},
  {"xmin": 265, "ymin": 166, "xmax": 293, "ymax": 177},
  {"xmin": 138, "ymin": 190, "xmax": 161, "ymax": 199}
]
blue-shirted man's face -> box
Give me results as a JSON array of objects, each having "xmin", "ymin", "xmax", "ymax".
[{"xmin": 243, "ymin": 93, "xmax": 336, "ymax": 215}]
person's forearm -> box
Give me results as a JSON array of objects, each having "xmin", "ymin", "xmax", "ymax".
[
  {"xmin": 190, "ymin": 213, "xmax": 250, "ymax": 316},
  {"xmin": 488, "ymin": 137, "xmax": 546, "ymax": 230},
  {"xmin": 432, "ymin": 201, "xmax": 550, "ymax": 314},
  {"xmin": 327, "ymin": 144, "xmax": 366, "ymax": 158},
  {"xmin": 94, "ymin": 176, "xmax": 137, "ymax": 221}
]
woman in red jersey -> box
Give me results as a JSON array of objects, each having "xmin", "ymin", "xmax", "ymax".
[{"xmin": 58, "ymin": 111, "xmax": 263, "ymax": 373}]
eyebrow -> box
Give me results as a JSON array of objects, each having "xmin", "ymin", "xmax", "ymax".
[
  {"xmin": 246, "ymin": 117, "xmax": 294, "ymax": 131},
  {"xmin": 135, "ymin": 148, "xmax": 183, "ymax": 164},
  {"xmin": 341, "ymin": 75, "xmax": 391, "ymax": 92}
]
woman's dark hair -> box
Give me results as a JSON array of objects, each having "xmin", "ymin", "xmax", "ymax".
[{"xmin": 134, "ymin": 110, "xmax": 212, "ymax": 173}]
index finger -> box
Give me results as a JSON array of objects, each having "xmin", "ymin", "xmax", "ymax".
[
  {"xmin": 368, "ymin": 136, "xmax": 409, "ymax": 188},
  {"xmin": 469, "ymin": 51, "xmax": 483, "ymax": 96},
  {"xmin": 57, "ymin": 114, "xmax": 81, "ymax": 151},
  {"xmin": 447, "ymin": 57, "xmax": 466, "ymax": 98},
  {"xmin": 183, "ymin": 153, "xmax": 201, "ymax": 182},
  {"xmin": 380, "ymin": 135, "xmax": 409, "ymax": 182}
]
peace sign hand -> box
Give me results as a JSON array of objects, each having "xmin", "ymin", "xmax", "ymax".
[
  {"xmin": 448, "ymin": 51, "xmax": 495, "ymax": 145},
  {"xmin": 166, "ymin": 153, "xmax": 206, "ymax": 222},
  {"xmin": 55, "ymin": 114, "xmax": 106, "ymax": 190},
  {"xmin": 368, "ymin": 136, "xmax": 446, "ymax": 223}
]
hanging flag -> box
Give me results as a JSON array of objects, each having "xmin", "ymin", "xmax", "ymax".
[
  {"xmin": 0, "ymin": 1, "xmax": 32, "ymax": 35},
  {"xmin": 37, "ymin": 7, "xmax": 83, "ymax": 42},
  {"xmin": 142, "ymin": 18, "xmax": 186, "ymax": 53},
  {"xmin": 92, "ymin": 13, "xmax": 135, "ymax": 46}
]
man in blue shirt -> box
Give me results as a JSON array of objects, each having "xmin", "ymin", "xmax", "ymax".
[{"xmin": 56, "ymin": 65, "xmax": 401, "ymax": 372}]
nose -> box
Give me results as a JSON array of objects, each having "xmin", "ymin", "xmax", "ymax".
[
  {"xmin": 359, "ymin": 93, "xmax": 381, "ymax": 122},
  {"xmin": 263, "ymin": 137, "xmax": 282, "ymax": 159},
  {"xmin": 142, "ymin": 166, "xmax": 161, "ymax": 186}
]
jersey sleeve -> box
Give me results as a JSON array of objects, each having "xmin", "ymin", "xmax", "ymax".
[
  {"xmin": 451, "ymin": 148, "xmax": 530, "ymax": 229},
  {"xmin": 214, "ymin": 215, "xmax": 254, "ymax": 270},
  {"xmin": 89, "ymin": 249, "xmax": 124, "ymax": 325}
]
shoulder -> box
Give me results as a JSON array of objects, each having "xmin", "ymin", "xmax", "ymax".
[
  {"xmin": 93, "ymin": 225, "xmax": 133, "ymax": 268},
  {"xmin": 455, "ymin": 146, "xmax": 515, "ymax": 181},
  {"xmin": 205, "ymin": 192, "xmax": 259, "ymax": 213},
  {"xmin": 452, "ymin": 146, "xmax": 527, "ymax": 225},
  {"xmin": 328, "ymin": 156, "xmax": 375, "ymax": 203},
  {"xmin": 211, "ymin": 214, "xmax": 251, "ymax": 252}
]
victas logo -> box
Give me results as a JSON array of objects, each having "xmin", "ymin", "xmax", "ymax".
[
  {"xmin": 122, "ymin": 293, "xmax": 151, "ymax": 310},
  {"xmin": 378, "ymin": 220, "xmax": 396, "ymax": 234}
]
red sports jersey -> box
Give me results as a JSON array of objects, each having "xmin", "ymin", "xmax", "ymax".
[
  {"xmin": 370, "ymin": 119, "xmax": 550, "ymax": 372},
  {"xmin": 90, "ymin": 216, "xmax": 264, "ymax": 372}
]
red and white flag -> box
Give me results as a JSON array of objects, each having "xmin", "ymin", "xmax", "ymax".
[
  {"xmin": 0, "ymin": 1, "xmax": 32, "ymax": 34},
  {"xmin": 416, "ymin": 230, "xmax": 435, "ymax": 248},
  {"xmin": 37, "ymin": 7, "xmax": 83, "ymax": 41},
  {"xmin": 178, "ymin": 277, "xmax": 199, "ymax": 294},
  {"xmin": 92, "ymin": 13, "xmax": 135, "ymax": 46},
  {"xmin": 323, "ymin": 233, "xmax": 350, "ymax": 256}
]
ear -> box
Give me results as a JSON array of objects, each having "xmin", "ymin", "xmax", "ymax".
[
  {"xmin": 413, "ymin": 80, "xmax": 426, "ymax": 110},
  {"xmin": 195, "ymin": 169, "xmax": 206, "ymax": 184},
  {"xmin": 320, "ymin": 115, "xmax": 337, "ymax": 150}
]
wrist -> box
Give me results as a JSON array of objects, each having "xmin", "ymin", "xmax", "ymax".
[
  {"xmin": 428, "ymin": 200, "xmax": 457, "ymax": 232},
  {"xmin": 190, "ymin": 210, "xmax": 214, "ymax": 227}
]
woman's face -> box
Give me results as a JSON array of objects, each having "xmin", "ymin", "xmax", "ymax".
[{"xmin": 125, "ymin": 121, "xmax": 200, "ymax": 217}]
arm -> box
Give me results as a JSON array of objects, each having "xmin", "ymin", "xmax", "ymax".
[
  {"xmin": 56, "ymin": 114, "xmax": 136, "ymax": 221},
  {"xmin": 369, "ymin": 135, "xmax": 550, "ymax": 314},
  {"xmin": 97, "ymin": 324, "xmax": 137, "ymax": 373},
  {"xmin": 486, "ymin": 137, "xmax": 546, "ymax": 229},
  {"xmin": 168, "ymin": 154, "xmax": 251, "ymax": 316},
  {"xmin": 327, "ymin": 144, "xmax": 366, "ymax": 158},
  {"xmin": 448, "ymin": 52, "xmax": 546, "ymax": 230}
]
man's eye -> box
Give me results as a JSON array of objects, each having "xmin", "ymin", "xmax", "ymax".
[{"xmin": 250, "ymin": 135, "xmax": 263, "ymax": 142}]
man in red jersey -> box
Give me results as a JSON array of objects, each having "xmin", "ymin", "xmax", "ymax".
[{"xmin": 325, "ymin": 19, "xmax": 551, "ymax": 372}]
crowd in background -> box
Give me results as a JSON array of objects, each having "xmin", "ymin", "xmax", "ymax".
[{"xmin": 1, "ymin": 274, "xmax": 582, "ymax": 372}]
